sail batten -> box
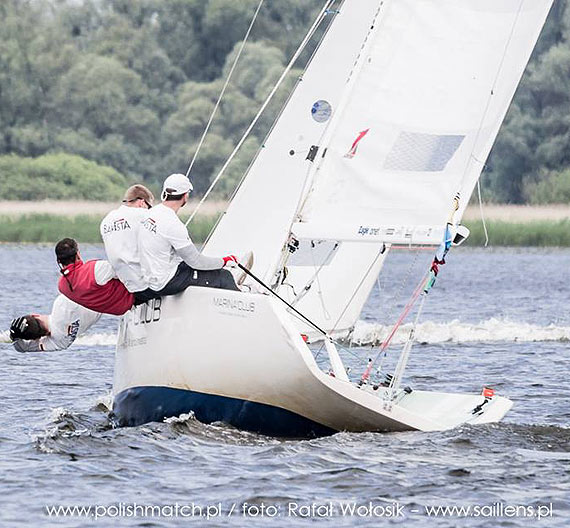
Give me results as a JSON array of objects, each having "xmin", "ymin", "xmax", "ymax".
[{"xmin": 292, "ymin": 222, "xmax": 444, "ymax": 246}]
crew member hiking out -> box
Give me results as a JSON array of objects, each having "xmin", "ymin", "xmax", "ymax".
[
  {"xmin": 136, "ymin": 173, "xmax": 240, "ymax": 303},
  {"xmin": 100, "ymin": 184, "xmax": 154, "ymax": 295},
  {"xmin": 56, "ymin": 238, "xmax": 138, "ymax": 315},
  {"xmin": 4, "ymin": 295, "xmax": 101, "ymax": 352}
]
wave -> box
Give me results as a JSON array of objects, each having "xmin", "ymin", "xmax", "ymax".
[
  {"xmin": 74, "ymin": 318, "xmax": 570, "ymax": 348},
  {"xmin": 350, "ymin": 318, "xmax": 570, "ymax": 345},
  {"xmin": 76, "ymin": 333, "xmax": 117, "ymax": 346}
]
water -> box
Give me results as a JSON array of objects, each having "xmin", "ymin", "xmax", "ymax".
[{"xmin": 0, "ymin": 245, "xmax": 568, "ymax": 527}]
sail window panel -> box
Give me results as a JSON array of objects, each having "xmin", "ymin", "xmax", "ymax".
[
  {"xmin": 300, "ymin": 0, "xmax": 554, "ymax": 234},
  {"xmin": 288, "ymin": 240, "xmax": 339, "ymax": 267},
  {"xmin": 383, "ymin": 132, "xmax": 465, "ymax": 172}
]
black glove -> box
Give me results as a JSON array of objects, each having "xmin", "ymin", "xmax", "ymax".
[{"xmin": 10, "ymin": 317, "xmax": 28, "ymax": 341}]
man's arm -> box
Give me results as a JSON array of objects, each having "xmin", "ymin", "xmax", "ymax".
[
  {"xmin": 12, "ymin": 333, "xmax": 75, "ymax": 352},
  {"xmin": 166, "ymin": 220, "xmax": 224, "ymax": 270},
  {"xmin": 177, "ymin": 243, "xmax": 224, "ymax": 271}
]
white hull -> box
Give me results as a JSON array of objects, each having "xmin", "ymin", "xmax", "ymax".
[{"xmin": 112, "ymin": 288, "xmax": 512, "ymax": 437}]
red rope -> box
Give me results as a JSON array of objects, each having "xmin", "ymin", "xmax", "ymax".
[{"xmin": 360, "ymin": 271, "xmax": 429, "ymax": 383}]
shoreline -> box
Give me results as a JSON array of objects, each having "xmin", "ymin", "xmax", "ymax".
[
  {"xmin": 0, "ymin": 203, "xmax": 569, "ymax": 245},
  {"xmin": 2, "ymin": 201, "xmax": 570, "ymax": 221}
]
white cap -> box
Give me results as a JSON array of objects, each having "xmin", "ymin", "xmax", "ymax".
[{"xmin": 162, "ymin": 173, "xmax": 193, "ymax": 199}]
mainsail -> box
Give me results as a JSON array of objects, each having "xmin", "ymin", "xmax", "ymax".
[{"xmin": 205, "ymin": 0, "xmax": 554, "ymax": 335}]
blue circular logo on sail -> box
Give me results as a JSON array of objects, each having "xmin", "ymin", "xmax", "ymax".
[{"xmin": 311, "ymin": 100, "xmax": 332, "ymax": 123}]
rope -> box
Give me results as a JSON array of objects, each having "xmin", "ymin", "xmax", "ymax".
[
  {"xmin": 389, "ymin": 290, "xmax": 428, "ymax": 395},
  {"xmin": 457, "ymin": 0, "xmax": 525, "ymax": 193},
  {"xmin": 360, "ymin": 197, "xmax": 460, "ymax": 384},
  {"xmin": 477, "ymin": 179, "xmax": 489, "ymax": 247},
  {"xmin": 359, "ymin": 270, "xmax": 429, "ymax": 384},
  {"xmin": 373, "ymin": 247, "xmax": 421, "ymax": 373},
  {"xmin": 309, "ymin": 242, "xmax": 331, "ymax": 320},
  {"xmin": 326, "ymin": 245, "xmax": 387, "ymax": 338},
  {"xmin": 237, "ymin": 263, "xmax": 330, "ymax": 338},
  {"xmin": 185, "ymin": 0, "xmax": 265, "ymax": 180},
  {"xmin": 185, "ymin": 0, "xmax": 335, "ymax": 227},
  {"xmin": 290, "ymin": 242, "xmax": 338, "ymax": 307}
]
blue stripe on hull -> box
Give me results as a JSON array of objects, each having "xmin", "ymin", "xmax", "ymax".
[{"xmin": 113, "ymin": 386, "xmax": 335, "ymax": 438}]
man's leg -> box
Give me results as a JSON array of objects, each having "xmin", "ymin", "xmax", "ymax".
[
  {"xmin": 216, "ymin": 269, "xmax": 240, "ymax": 291},
  {"xmin": 158, "ymin": 263, "xmax": 240, "ymax": 297},
  {"xmin": 133, "ymin": 288, "xmax": 161, "ymax": 305}
]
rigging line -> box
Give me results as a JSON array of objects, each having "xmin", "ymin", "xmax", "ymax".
[
  {"xmin": 237, "ymin": 263, "xmax": 330, "ymax": 338},
  {"xmin": 185, "ymin": 0, "xmax": 265, "ymax": 180},
  {"xmin": 477, "ymin": 179, "xmax": 489, "ymax": 248},
  {"xmin": 309, "ymin": 243, "xmax": 331, "ymax": 320},
  {"xmin": 315, "ymin": 337, "xmax": 363, "ymax": 363},
  {"xmin": 290, "ymin": 242, "xmax": 338, "ymax": 307},
  {"xmin": 375, "ymin": 247, "xmax": 421, "ymax": 372},
  {"xmin": 457, "ymin": 0, "xmax": 525, "ymax": 192},
  {"xmin": 360, "ymin": 270, "xmax": 429, "ymax": 384},
  {"xmin": 325, "ymin": 245, "xmax": 387, "ymax": 338},
  {"xmin": 185, "ymin": 0, "xmax": 336, "ymax": 227},
  {"xmin": 388, "ymin": 291, "xmax": 428, "ymax": 396},
  {"xmin": 366, "ymin": 197, "xmax": 460, "ymax": 383}
]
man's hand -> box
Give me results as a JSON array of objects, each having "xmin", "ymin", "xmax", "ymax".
[
  {"xmin": 9, "ymin": 317, "xmax": 27, "ymax": 341},
  {"xmin": 223, "ymin": 255, "xmax": 238, "ymax": 267}
]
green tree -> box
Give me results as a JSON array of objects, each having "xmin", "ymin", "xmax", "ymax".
[{"xmin": 0, "ymin": 153, "xmax": 129, "ymax": 200}]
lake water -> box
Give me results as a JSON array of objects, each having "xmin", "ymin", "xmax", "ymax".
[{"xmin": 0, "ymin": 245, "xmax": 568, "ymax": 527}]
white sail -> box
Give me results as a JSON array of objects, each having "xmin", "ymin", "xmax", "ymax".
[
  {"xmin": 204, "ymin": 0, "xmax": 385, "ymax": 282},
  {"xmin": 296, "ymin": 0, "xmax": 554, "ymax": 243},
  {"xmin": 204, "ymin": 0, "xmax": 553, "ymax": 335}
]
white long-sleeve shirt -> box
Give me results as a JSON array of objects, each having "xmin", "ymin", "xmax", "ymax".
[
  {"xmin": 138, "ymin": 203, "xmax": 223, "ymax": 291},
  {"xmin": 9, "ymin": 295, "xmax": 101, "ymax": 352},
  {"xmin": 100, "ymin": 204, "xmax": 149, "ymax": 292}
]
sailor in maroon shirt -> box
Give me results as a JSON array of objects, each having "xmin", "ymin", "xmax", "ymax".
[{"xmin": 55, "ymin": 238, "xmax": 142, "ymax": 316}]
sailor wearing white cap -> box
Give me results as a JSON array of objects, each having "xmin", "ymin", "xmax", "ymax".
[{"xmin": 137, "ymin": 173, "xmax": 239, "ymax": 301}]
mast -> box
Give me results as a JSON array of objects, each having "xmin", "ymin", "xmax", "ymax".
[{"xmin": 268, "ymin": 0, "xmax": 391, "ymax": 286}]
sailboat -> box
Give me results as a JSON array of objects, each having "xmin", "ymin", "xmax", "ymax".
[{"xmin": 112, "ymin": 0, "xmax": 554, "ymax": 437}]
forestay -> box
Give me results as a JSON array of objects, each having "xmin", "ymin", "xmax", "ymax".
[{"xmin": 295, "ymin": 0, "xmax": 554, "ymax": 244}]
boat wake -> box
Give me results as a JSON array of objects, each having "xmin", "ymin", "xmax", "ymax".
[
  {"xmin": 351, "ymin": 318, "xmax": 570, "ymax": 345},
  {"xmin": 34, "ymin": 406, "xmax": 113, "ymax": 456},
  {"xmin": 76, "ymin": 318, "xmax": 570, "ymax": 349},
  {"xmin": 76, "ymin": 333, "xmax": 117, "ymax": 347}
]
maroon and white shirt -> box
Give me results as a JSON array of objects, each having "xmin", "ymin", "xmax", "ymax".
[
  {"xmin": 11, "ymin": 295, "xmax": 101, "ymax": 352},
  {"xmin": 58, "ymin": 259, "xmax": 134, "ymax": 316}
]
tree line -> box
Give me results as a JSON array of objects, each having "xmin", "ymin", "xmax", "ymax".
[{"xmin": 0, "ymin": 0, "xmax": 568, "ymax": 203}]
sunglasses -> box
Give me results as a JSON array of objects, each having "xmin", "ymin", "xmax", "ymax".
[{"xmin": 125, "ymin": 198, "xmax": 153, "ymax": 209}]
